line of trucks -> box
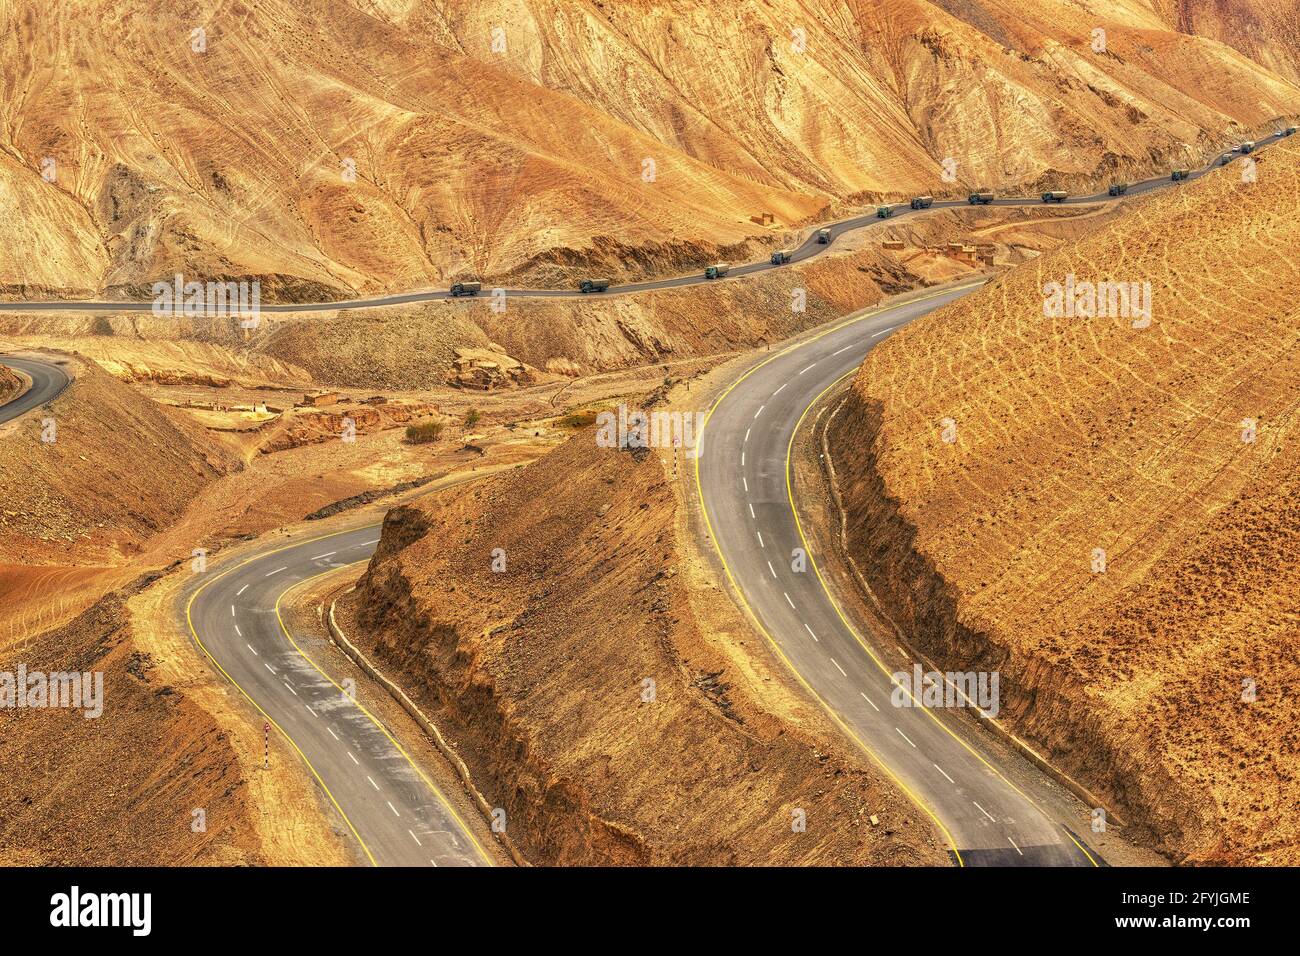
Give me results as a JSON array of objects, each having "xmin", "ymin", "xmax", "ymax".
[{"xmin": 446, "ymin": 130, "xmax": 1298, "ymax": 298}]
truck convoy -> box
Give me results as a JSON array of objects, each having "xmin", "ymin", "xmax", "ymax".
[
  {"xmin": 704, "ymin": 263, "xmax": 730, "ymax": 279},
  {"xmin": 910, "ymin": 195, "xmax": 933, "ymax": 209},
  {"xmin": 968, "ymin": 192, "xmax": 995, "ymax": 205},
  {"xmin": 770, "ymin": 249, "xmax": 792, "ymax": 265},
  {"xmin": 1171, "ymin": 169, "xmax": 1190, "ymax": 181},
  {"xmin": 1041, "ymin": 191, "xmax": 1068, "ymax": 203},
  {"xmin": 579, "ymin": 278, "xmax": 611, "ymax": 293},
  {"xmin": 1108, "ymin": 182, "xmax": 1129, "ymax": 196}
]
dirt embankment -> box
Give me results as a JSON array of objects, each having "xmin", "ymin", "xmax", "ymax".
[
  {"xmin": 0, "ymin": 364, "xmax": 22, "ymax": 404},
  {"xmin": 344, "ymin": 427, "xmax": 947, "ymax": 865},
  {"xmin": 826, "ymin": 142, "xmax": 1300, "ymax": 864},
  {"xmin": 0, "ymin": 574, "xmax": 266, "ymax": 865},
  {"xmin": 0, "ymin": 357, "xmax": 239, "ymax": 565}
]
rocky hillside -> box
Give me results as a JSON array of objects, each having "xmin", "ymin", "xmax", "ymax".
[
  {"xmin": 827, "ymin": 137, "xmax": 1300, "ymax": 864},
  {"xmin": 344, "ymin": 425, "xmax": 948, "ymax": 865},
  {"xmin": 0, "ymin": 357, "xmax": 237, "ymax": 564},
  {"xmin": 2, "ymin": 0, "xmax": 1298, "ymax": 298}
]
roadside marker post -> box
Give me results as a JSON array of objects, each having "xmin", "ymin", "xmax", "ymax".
[{"xmin": 264, "ymin": 722, "xmax": 270, "ymax": 769}]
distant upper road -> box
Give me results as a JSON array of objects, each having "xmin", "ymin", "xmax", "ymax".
[{"xmin": 0, "ymin": 131, "xmax": 1287, "ymax": 315}]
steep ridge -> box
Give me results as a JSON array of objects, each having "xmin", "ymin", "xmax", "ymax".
[
  {"xmin": 0, "ymin": 357, "xmax": 237, "ymax": 565},
  {"xmin": 344, "ymin": 426, "xmax": 949, "ymax": 865},
  {"xmin": 827, "ymin": 138, "xmax": 1300, "ymax": 863}
]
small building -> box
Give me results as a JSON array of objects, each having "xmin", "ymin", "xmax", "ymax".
[
  {"xmin": 750, "ymin": 212, "xmax": 775, "ymax": 226},
  {"xmin": 302, "ymin": 391, "xmax": 340, "ymax": 407}
]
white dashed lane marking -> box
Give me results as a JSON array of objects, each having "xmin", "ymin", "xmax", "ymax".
[
  {"xmin": 798, "ymin": 364, "xmax": 816, "ymax": 375},
  {"xmin": 409, "ymin": 830, "xmax": 423, "ymax": 847},
  {"xmin": 860, "ymin": 691, "xmax": 879, "ymax": 712},
  {"xmin": 754, "ymin": 405, "xmax": 764, "ymax": 419},
  {"xmin": 236, "ymin": 584, "xmax": 249, "ymax": 596},
  {"xmin": 830, "ymin": 658, "xmax": 847, "ymax": 677},
  {"xmin": 783, "ymin": 592, "xmax": 796, "ymax": 609},
  {"xmin": 265, "ymin": 566, "xmax": 287, "ymax": 577},
  {"xmin": 246, "ymin": 643, "xmax": 258, "ymax": 656},
  {"xmin": 367, "ymin": 776, "xmax": 380, "ymax": 791},
  {"xmin": 896, "ymin": 727, "xmax": 916, "ymax": 748},
  {"xmin": 1008, "ymin": 837, "xmax": 1023, "ymax": 856},
  {"xmin": 387, "ymin": 801, "xmax": 400, "ymax": 817},
  {"xmin": 933, "ymin": 763, "xmax": 955, "ymax": 784},
  {"xmin": 974, "ymin": 801, "xmax": 996, "ymax": 822},
  {"xmin": 312, "ymin": 552, "xmax": 336, "ymax": 560}
]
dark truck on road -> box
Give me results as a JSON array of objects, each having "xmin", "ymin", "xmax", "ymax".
[
  {"xmin": 816, "ymin": 228, "xmax": 831, "ymax": 243},
  {"xmin": 910, "ymin": 195, "xmax": 933, "ymax": 209},
  {"xmin": 704, "ymin": 263, "xmax": 730, "ymax": 279},
  {"xmin": 1171, "ymin": 168, "xmax": 1190, "ymax": 181},
  {"xmin": 770, "ymin": 249, "xmax": 792, "ymax": 264},
  {"xmin": 876, "ymin": 205, "xmax": 894, "ymax": 218},
  {"xmin": 579, "ymin": 278, "xmax": 610, "ymax": 293},
  {"xmin": 968, "ymin": 191, "xmax": 994, "ymax": 205},
  {"xmin": 1041, "ymin": 190, "xmax": 1068, "ymax": 203},
  {"xmin": 1108, "ymin": 182, "xmax": 1129, "ymax": 196},
  {"xmin": 449, "ymin": 281, "xmax": 481, "ymax": 297}
]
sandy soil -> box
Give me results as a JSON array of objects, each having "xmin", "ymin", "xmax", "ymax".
[{"xmin": 828, "ymin": 138, "xmax": 1300, "ymax": 864}]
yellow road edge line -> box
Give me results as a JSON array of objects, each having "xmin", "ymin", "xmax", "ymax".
[
  {"xmin": 272, "ymin": 566, "xmax": 495, "ymax": 867},
  {"xmin": 184, "ymin": 527, "xmax": 383, "ymax": 866},
  {"xmin": 693, "ymin": 286, "xmax": 986, "ymax": 867}
]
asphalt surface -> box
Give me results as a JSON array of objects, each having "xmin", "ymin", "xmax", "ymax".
[
  {"xmin": 696, "ymin": 284, "xmax": 1103, "ymax": 866},
  {"xmin": 61, "ymin": 133, "xmax": 1289, "ymax": 867},
  {"xmin": 185, "ymin": 526, "xmax": 490, "ymax": 867},
  {"xmin": 0, "ymin": 354, "xmax": 71, "ymax": 423},
  {"xmin": 0, "ymin": 131, "xmax": 1287, "ymax": 315}
]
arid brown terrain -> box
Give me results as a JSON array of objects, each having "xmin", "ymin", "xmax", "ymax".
[
  {"xmin": 828, "ymin": 137, "xmax": 1300, "ymax": 865},
  {"xmin": 3, "ymin": 0, "xmax": 1299, "ymax": 299},
  {"xmin": 344, "ymin": 418, "xmax": 947, "ymax": 865}
]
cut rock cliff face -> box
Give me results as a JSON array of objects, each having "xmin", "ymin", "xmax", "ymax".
[
  {"xmin": 346, "ymin": 428, "xmax": 948, "ymax": 865},
  {"xmin": 826, "ymin": 140, "xmax": 1300, "ymax": 864}
]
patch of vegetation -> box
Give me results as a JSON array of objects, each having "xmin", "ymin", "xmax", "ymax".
[{"xmin": 405, "ymin": 419, "xmax": 445, "ymax": 444}]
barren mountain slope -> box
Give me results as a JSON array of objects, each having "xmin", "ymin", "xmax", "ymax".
[
  {"xmin": 3, "ymin": 0, "xmax": 1299, "ymax": 298},
  {"xmin": 0, "ymin": 357, "xmax": 237, "ymax": 565},
  {"xmin": 1157, "ymin": 0, "xmax": 1300, "ymax": 86},
  {"xmin": 827, "ymin": 139, "xmax": 1300, "ymax": 863},
  {"xmin": 345, "ymin": 427, "xmax": 948, "ymax": 865}
]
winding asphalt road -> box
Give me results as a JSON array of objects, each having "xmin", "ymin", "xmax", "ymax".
[
  {"xmin": 0, "ymin": 131, "xmax": 1286, "ymax": 315},
  {"xmin": 696, "ymin": 284, "xmax": 1102, "ymax": 866},
  {"xmin": 185, "ymin": 527, "xmax": 491, "ymax": 867},
  {"xmin": 0, "ymin": 354, "xmax": 71, "ymax": 423},
  {"xmin": 81, "ymin": 133, "xmax": 1286, "ymax": 866}
]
